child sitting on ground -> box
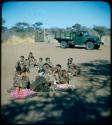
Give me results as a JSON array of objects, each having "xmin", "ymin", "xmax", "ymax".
[
  {"xmin": 60, "ymin": 70, "xmax": 69, "ymax": 84},
  {"xmin": 53, "ymin": 64, "xmax": 63, "ymax": 84},
  {"xmin": 15, "ymin": 56, "xmax": 25, "ymax": 71},
  {"xmin": 67, "ymin": 58, "xmax": 79, "ymax": 77},
  {"xmin": 7, "ymin": 62, "xmax": 22, "ymax": 93},
  {"xmin": 10, "ymin": 69, "xmax": 36, "ymax": 99},
  {"xmin": 37, "ymin": 57, "xmax": 44, "ymax": 71},
  {"xmin": 24, "ymin": 59, "xmax": 30, "ymax": 72},
  {"xmin": 28, "ymin": 52, "xmax": 37, "ymax": 67},
  {"xmin": 45, "ymin": 57, "xmax": 53, "ymax": 68},
  {"xmin": 8, "ymin": 66, "xmax": 30, "ymax": 93},
  {"xmin": 42, "ymin": 63, "xmax": 54, "ymax": 86},
  {"xmin": 20, "ymin": 69, "xmax": 30, "ymax": 89},
  {"xmin": 28, "ymin": 52, "xmax": 34, "ymax": 60}
]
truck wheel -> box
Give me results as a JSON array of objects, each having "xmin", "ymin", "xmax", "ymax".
[
  {"xmin": 94, "ymin": 45, "xmax": 100, "ymax": 49},
  {"xmin": 86, "ymin": 42, "xmax": 94, "ymax": 50},
  {"xmin": 60, "ymin": 41, "xmax": 68, "ymax": 48}
]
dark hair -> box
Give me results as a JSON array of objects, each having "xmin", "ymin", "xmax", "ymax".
[
  {"xmin": 16, "ymin": 65, "xmax": 21, "ymax": 72},
  {"xmin": 42, "ymin": 63, "xmax": 52, "ymax": 68},
  {"xmin": 62, "ymin": 69, "xmax": 67, "ymax": 72},
  {"xmin": 62, "ymin": 70, "xmax": 67, "ymax": 77},
  {"xmin": 38, "ymin": 69, "xmax": 45, "ymax": 73},
  {"xmin": 45, "ymin": 57, "xmax": 50, "ymax": 61},
  {"xmin": 31, "ymin": 56, "xmax": 34, "ymax": 59},
  {"xmin": 29, "ymin": 52, "xmax": 33, "ymax": 54},
  {"xmin": 21, "ymin": 65, "xmax": 27, "ymax": 73},
  {"xmin": 22, "ymin": 69, "xmax": 27, "ymax": 73},
  {"xmin": 20, "ymin": 56, "xmax": 24, "ymax": 58},
  {"xmin": 68, "ymin": 58, "xmax": 73, "ymax": 61},
  {"xmin": 39, "ymin": 57, "xmax": 43, "ymax": 60},
  {"xmin": 56, "ymin": 64, "xmax": 61, "ymax": 68}
]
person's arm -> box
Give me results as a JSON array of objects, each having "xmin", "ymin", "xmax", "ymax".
[
  {"xmin": 58, "ymin": 71, "xmax": 62, "ymax": 83},
  {"xmin": 50, "ymin": 62, "xmax": 54, "ymax": 68},
  {"xmin": 15, "ymin": 61, "xmax": 19, "ymax": 68},
  {"xmin": 34, "ymin": 58, "xmax": 37, "ymax": 64},
  {"xmin": 73, "ymin": 63, "xmax": 77, "ymax": 69},
  {"xmin": 67, "ymin": 73, "xmax": 69, "ymax": 84}
]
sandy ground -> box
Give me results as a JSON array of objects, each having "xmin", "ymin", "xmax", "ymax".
[{"xmin": 1, "ymin": 42, "xmax": 111, "ymax": 124}]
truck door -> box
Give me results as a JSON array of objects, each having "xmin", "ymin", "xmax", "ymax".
[{"xmin": 75, "ymin": 32, "xmax": 84, "ymax": 45}]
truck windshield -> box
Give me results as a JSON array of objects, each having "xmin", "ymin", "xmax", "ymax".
[{"xmin": 83, "ymin": 32, "xmax": 89, "ymax": 36}]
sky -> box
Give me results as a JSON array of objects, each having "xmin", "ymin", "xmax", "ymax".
[{"xmin": 2, "ymin": 1, "xmax": 111, "ymax": 29}]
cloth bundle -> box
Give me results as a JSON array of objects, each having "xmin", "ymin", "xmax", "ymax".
[
  {"xmin": 10, "ymin": 87, "xmax": 37, "ymax": 99},
  {"xmin": 54, "ymin": 83, "xmax": 72, "ymax": 90}
]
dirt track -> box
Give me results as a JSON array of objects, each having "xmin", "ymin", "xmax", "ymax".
[{"xmin": 1, "ymin": 42, "xmax": 111, "ymax": 123}]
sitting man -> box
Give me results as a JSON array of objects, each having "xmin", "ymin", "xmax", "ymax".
[{"xmin": 67, "ymin": 58, "xmax": 80, "ymax": 77}]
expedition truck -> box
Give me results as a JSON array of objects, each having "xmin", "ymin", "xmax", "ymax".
[{"xmin": 54, "ymin": 31, "xmax": 103, "ymax": 50}]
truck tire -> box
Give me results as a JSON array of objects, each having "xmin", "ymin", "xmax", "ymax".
[
  {"xmin": 60, "ymin": 41, "xmax": 68, "ymax": 48},
  {"xmin": 86, "ymin": 42, "xmax": 94, "ymax": 50},
  {"xmin": 94, "ymin": 45, "xmax": 100, "ymax": 49}
]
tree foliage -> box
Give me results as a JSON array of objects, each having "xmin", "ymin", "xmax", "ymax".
[
  {"xmin": 15, "ymin": 22, "xmax": 30, "ymax": 31},
  {"xmin": 93, "ymin": 26, "xmax": 108, "ymax": 38},
  {"xmin": 32, "ymin": 22, "xmax": 43, "ymax": 30},
  {"xmin": 2, "ymin": 20, "xmax": 110, "ymax": 43},
  {"xmin": 72, "ymin": 23, "xmax": 81, "ymax": 31}
]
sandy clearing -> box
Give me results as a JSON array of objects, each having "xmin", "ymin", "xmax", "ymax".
[{"xmin": 1, "ymin": 42, "xmax": 110, "ymax": 105}]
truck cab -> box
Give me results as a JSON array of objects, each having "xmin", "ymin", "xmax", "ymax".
[{"xmin": 54, "ymin": 30, "xmax": 102, "ymax": 50}]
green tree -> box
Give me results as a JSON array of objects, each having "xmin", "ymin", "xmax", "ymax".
[
  {"xmin": 32, "ymin": 22, "xmax": 43, "ymax": 30},
  {"xmin": 15, "ymin": 22, "xmax": 30, "ymax": 31},
  {"xmin": 9, "ymin": 22, "xmax": 30, "ymax": 38},
  {"xmin": 93, "ymin": 26, "xmax": 108, "ymax": 39},
  {"xmin": 72, "ymin": 23, "xmax": 81, "ymax": 31}
]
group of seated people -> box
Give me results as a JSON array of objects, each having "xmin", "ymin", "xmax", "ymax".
[{"xmin": 8, "ymin": 52, "xmax": 80, "ymax": 94}]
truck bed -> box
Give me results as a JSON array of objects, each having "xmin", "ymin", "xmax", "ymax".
[{"xmin": 54, "ymin": 32, "xmax": 73, "ymax": 41}]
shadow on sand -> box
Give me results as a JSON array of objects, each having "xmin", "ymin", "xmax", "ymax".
[{"xmin": 1, "ymin": 59, "xmax": 111, "ymax": 124}]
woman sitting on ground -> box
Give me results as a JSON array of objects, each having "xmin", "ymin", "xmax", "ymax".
[{"xmin": 7, "ymin": 64, "xmax": 30, "ymax": 93}]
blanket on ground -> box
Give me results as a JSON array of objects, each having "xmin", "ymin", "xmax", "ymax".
[{"xmin": 10, "ymin": 88, "xmax": 37, "ymax": 99}]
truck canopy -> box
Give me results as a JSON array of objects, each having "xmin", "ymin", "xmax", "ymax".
[{"xmin": 54, "ymin": 31, "xmax": 73, "ymax": 41}]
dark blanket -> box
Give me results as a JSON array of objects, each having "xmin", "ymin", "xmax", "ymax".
[{"xmin": 30, "ymin": 76, "xmax": 50, "ymax": 92}]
